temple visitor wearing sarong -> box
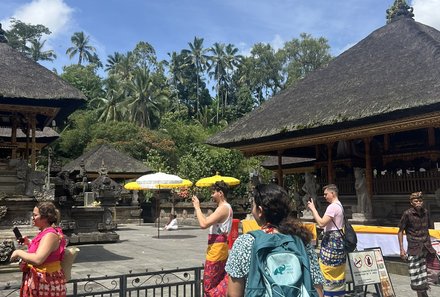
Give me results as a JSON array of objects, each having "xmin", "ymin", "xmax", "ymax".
[
  {"xmin": 398, "ymin": 191, "xmax": 438, "ymax": 297},
  {"xmin": 308, "ymin": 184, "xmax": 346, "ymax": 297},
  {"xmin": 10, "ymin": 201, "xmax": 66, "ymax": 297},
  {"xmin": 192, "ymin": 181, "xmax": 233, "ymax": 297}
]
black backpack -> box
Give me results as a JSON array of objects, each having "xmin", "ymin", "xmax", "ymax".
[{"xmin": 331, "ymin": 204, "xmax": 357, "ymax": 253}]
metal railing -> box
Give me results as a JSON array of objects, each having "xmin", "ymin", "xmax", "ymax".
[{"xmin": 1, "ymin": 266, "xmax": 204, "ymax": 297}]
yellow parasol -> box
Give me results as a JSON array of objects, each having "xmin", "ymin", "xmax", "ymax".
[
  {"xmin": 195, "ymin": 172, "xmax": 240, "ymax": 187},
  {"xmin": 157, "ymin": 179, "xmax": 193, "ymax": 189},
  {"xmin": 124, "ymin": 181, "xmax": 143, "ymax": 191}
]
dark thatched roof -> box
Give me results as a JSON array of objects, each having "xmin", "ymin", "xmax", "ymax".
[
  {"xmin": 0, "ymin": 126, "xmax": 59, "ymax": 141},
  {"xmin": 208, "ymin": 17, "xmax": 440, "ymax": 148},
  {"xmin": 62, "ymin": 144, "xmax": 153, "ymax": 175},
  {"xmin": 0, "ymin": 42, "xmax": 86, "ymax": 127}
]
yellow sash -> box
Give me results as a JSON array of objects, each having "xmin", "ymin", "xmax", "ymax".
[{"xmin": 28, "ymin": 260, "xmax": 62, "ymax": 274}]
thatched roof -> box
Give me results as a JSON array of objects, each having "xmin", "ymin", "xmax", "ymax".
[
  {"xmin": 0, "ymin": 126, "xmax": 59, "ymax": 141},
  {"xmin": 0, "ymin": 42, "xmax": 86, "ymax": 127},
  {"xmin": 62, "ymin": 144, "xmax": 153, "ymax": 175},
  {"xmin": 208, "ymin": 16, "xmax": 440, "ymax": 149}
]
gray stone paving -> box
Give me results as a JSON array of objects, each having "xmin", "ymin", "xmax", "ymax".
[{"xmin": 1, "ymin": 223, "xmax": 439, "ymax": 296}]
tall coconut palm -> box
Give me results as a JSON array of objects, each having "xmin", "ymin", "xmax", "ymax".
[
  {"xmin": 182, "ymin": 37, "xmax": 209, "ymax": 115},
  {"xmin": 66, "ymin": 31, "xmax": 96, "ymax": 65},
  {"xmin": 105, "ymin": 52, "xmax": 123, "ymax": 73},
  {"xmin": 89, "ymin": 77, "xmax": 127, "ymax": 122},
  {"xmin": 28, "ymin": 39, "xmax": 57, "ymax": 62},
  {"xmin": 208, "ymin": 43, "xmax": 242, "ymax": 122},
  {"xmin": 127, "ymin": 68, "xmax": 167, "ymax": 128}
]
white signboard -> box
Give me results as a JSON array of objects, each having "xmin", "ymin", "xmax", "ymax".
[{"xmin": 348, "ymin": 250, "xmax": 381, "ymax": 286}]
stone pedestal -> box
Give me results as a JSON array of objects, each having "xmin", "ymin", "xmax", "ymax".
[
  {"xmin": 301, "ymin": 210, "xmax": 314, "ymax": 220},
  {"xmin": 350, "ymin": 212, "xmax": 377, "ymax": 225}
]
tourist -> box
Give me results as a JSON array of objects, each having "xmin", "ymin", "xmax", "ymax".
[
  {"xmin": 163, "ymin": 213, "xmax": 178, "ymax": 230},
  {"xmin": 307, "ymin": 184, "xmax": 345, "ymax": 297},
  {"xmin": 398, "ymin": 191, "xmax": 437, "ymax": 297},
  {"xmin": 10, "ymin": 201, "xmax": 67, "ymax": 297},
  {"xmin": 226, "ymin": 183, "xmax": 323, "ymax": 297},
  {"xmin": 192, "ymin": 181, "xmax": 233, "ymax": 297}
]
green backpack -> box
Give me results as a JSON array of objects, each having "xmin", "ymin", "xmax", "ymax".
[{"xmin": 245, "ymin": 230, "xmax": 317, "ymax": 297}]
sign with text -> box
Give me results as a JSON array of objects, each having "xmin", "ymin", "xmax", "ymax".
[
  {"xmin": 348, "ymin": 250, "xmax": 380, "ymax": 286},
  {"xmin": 368, "ymin": 247, "xmax": 396, "ymax": 297}
]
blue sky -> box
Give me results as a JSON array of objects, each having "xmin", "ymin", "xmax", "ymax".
[{"xmin": 1, "ymin": 0, "xmax": 440, "ymax": 75}]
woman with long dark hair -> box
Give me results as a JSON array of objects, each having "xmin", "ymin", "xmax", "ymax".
[{"xmin": 226, "ymin": 183, "xmax": 323, "ymax": 297}]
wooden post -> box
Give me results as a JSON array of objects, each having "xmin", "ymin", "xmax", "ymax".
[
  {"xmin": 327, "ymin": 143, "xmax": 334, "ymax": 184},
  {"xmin": 383, "ymin": 134, "xmax": 390, "ymax": 152},
  {"xmin": 31, "ymin": 115, "xmax": 37, "ymax": 170},
  {"xmin": 11, "ymin": 115, "xmax": 17, "ymax": 159},
  {"xmin": 364, "ymin": 137, "xmax": 373, "ymax": 197},
  {"xmin": 277, "ymin": 151, "xmax": 284, "ymax": 188},
  {"xmin": 428, "ymin": 127, "xmax": 435, "ymax": 148}
]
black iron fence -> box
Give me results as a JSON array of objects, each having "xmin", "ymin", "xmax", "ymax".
[{"xmin": 1, "ymin": 266, "xmax": 204, "ymax": 297}]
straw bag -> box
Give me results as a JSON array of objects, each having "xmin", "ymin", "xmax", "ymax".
[{"xmin": 61, "ymin": 247, "xmax": 80, "ymax": 281}]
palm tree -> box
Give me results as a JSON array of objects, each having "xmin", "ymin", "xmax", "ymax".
[
  {"xmin": 127, "ymin": 68, "xmax": 168, "ymax": 128},
  {"xmin": 105, "ymin": 52, "xmax": 123, "ymax": 73},
  {"xmin": 208, "ymin": 43, "xmax": 242, "ymax": 122},
  {"xmin": 182, "ymin": 37, "xmax": 209, "ymax": 115},
  {"xmin": 66, "ymin": 31, "xmax": 96, "ymax": 65},
  {"xmin": 89, "ymin": 77, "xmax": 127, "ymax": 122},
  {"xmin": 28, "ymin": 39, "xmax": 57, "ymax": 62}
]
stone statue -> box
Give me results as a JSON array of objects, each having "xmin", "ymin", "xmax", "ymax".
[
  {"xmin": 301, "ymin": 173, "xmax": 320, "ymax": 217},
  {"xmin": 354, "ymin": 167, "xmax": 372, "ymax": 215}
]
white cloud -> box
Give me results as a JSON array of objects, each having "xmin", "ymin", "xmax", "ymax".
[
  {"xmin": 412, "ymin": 0, "xmax": 440, "ymax": 30},
  {"xmin": 270, "ymin": 34, "xmax": 284, "ymax": 51},
  {"xmin": 1, "ymin": 0, "xmax": 73, "ymax": 37}
]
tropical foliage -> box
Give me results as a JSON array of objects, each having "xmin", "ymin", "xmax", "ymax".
[{"xmin": 4, "ymin": 20, "xmax": 334, "ymax": 200}]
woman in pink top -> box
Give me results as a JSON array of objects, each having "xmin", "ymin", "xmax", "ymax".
[
  {"xmin": 10, "ymin": 201, "xmax": 66, "ymax": 297},
  {"xmin": 308, "ymin": 184, "xmax": 346, "ymax": 297}
]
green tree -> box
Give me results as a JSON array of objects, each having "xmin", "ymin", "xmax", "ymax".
[
  {"xmin": 280, "ymin": 33, "xmax": 332, "ymax": 87},
  {"xmin": 182, "ymin": 37, "xmax": 210, "ymax": 115},
  {"xmin": 29, "ymin": 39, "xmax": 57, "ymax": 62},
  {"xmin": 208, "ymin": 43, "xmax": 242, "ymax": 123},
  {"xmin": 5, "ymin": 18, "xmax": 51, "ymax": 59},
  {"xmin": 60, "ymin": 64, "xmax": 103, "ymax": 101},
  {"xmin": 89, "ymin": 76, "xmax": 127, "ymax": 122},
  {"xmin": 127, "ymin": 68, "xmax": 168, "ymax": 128},
  {"xmin": 66, "ymin": 31, "xmax": 97, "ymax": 65}
]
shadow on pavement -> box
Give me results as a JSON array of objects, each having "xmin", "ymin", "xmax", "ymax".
[
  {"xmin": 74, "ymin": 245, "xmax": 133, "ymax": 263},
  {"xmin": 151, "ymin": 235, "xmax": 197, "ymax": 239}
]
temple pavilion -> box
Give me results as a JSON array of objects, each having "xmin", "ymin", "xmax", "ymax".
[{"xmin": 207, "ymin": 1, "xmax": 440, "ymax": 225}]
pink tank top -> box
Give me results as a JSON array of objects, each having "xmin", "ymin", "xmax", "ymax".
[{"xmin": 28, "ymin": 227, "xmax": 66, "ymax": 263}]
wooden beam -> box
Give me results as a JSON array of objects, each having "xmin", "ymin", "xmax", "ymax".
[{"xmin": 233, "ymin": 111, "xmax": 440, "ymax": 155}]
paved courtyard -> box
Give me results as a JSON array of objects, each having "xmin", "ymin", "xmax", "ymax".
[{"xmin": 1, "ymin": 223, "xmax": 439, "ymax": 296}]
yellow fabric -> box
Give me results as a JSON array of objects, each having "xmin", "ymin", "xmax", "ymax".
[
  {"xmin": 28, "ymin": 260, "xmax": 62, "ymax": 273},
  {"xmin": 205, "ymin": 242, "xmax": 229, "ymax": 262},
  {"xmin": 241, "ymin": 219, "xmax": 317, "ymax": 241},
  {"xmin": 242, "ymin": 219, "xmax": 260, "ymax": 234},
  {"xmin": 319, "ymin": 260, "xmax": 345, "ymax": 281},
  {"xmin": 304, "ymin": 223, "xmax": 317, "ymax": 241},
  {"xmin": 352, "ymin": 225, "xmax": 440, "ymax": 238}
]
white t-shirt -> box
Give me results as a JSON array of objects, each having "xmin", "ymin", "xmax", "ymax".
[{"xmin": 324, "ymin": 201, "xmax": 344, "ymax": 232}]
